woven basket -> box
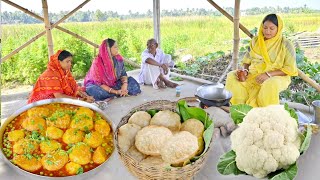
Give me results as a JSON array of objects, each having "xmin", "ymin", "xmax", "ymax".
[{"xmin": 115, "ymin": 100, "xmax": 213, "ymax": 180}]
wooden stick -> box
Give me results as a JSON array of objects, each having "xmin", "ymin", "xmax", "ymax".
[
  {"xmin": 2, "ymin": 0, "xmax": 44, "ymax": 21},
  {"xmin": 218, "ymin": 60, "xmax": 232, "ymax": 83},
  {"xmin": 2, "ymin": 0, "xmax": 98, "ymax": 48},
  {"xmin": 207, "ymin": 0, "xmax": 253, "ymax": 38},
  {"xmin": 232, "ymin": 0, "xmax": 241, "ymax": 70},
  {"xmin": 123, "ymin": 58, "xmax": 140, "ymax": 68},
  {"xmin": 55, "ymin": 26, "xmax": 99, "ymax": 48},
  {"xmin": 51, "ymin": 0, "xmax": 91, "ymax": 29},
  {"xmin": 298, "ymin": 69, "xmax": 320, "ymax": 92},
  {"xmin": 153, "ymin": 0, "xmax": 161, "ymax": 46},
  {"xmin": 42, "ymin": 0, "xmax": 54, "ymax": 56},
  {"xmin": 1, "ymin": 31, "xmax": 46, "ymax": 63}
]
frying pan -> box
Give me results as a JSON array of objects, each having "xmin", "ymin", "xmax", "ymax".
[{"xmin": 195, "ymin": 83, "xmax": 232, "ymax": 107}]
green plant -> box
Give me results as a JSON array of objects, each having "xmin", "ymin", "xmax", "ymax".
[{"xmin": 280, "ymin": 48, "xmax": 320, "ymax": 105}]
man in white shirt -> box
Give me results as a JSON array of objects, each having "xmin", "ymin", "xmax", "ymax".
[{"xmin": 138, "ymin": 38, "xmax": 178, "ymax": 89}]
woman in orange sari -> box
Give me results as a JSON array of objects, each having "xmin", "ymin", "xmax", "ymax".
[{"xmin": 28, "ymin": 50, "xmax": 94, "ymax": 104}]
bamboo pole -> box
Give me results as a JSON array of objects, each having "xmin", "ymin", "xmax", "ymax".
[
  {"xmin": 1, "ymin": 0, "xmax": 139, "ymax": 68},
  {"xmin": 298, "ymin": 69, "xmax": 320, "ymax": 92},
  {"xmin": 55, "ymin": 26, "xmax": 99, "ymax": 48},
  {"xmin": 1, "ymin": 31, "xmax": 46, "ymax": 63},
  {"xmin": 207, "ymin": 0, "xmax": 253, "ymax": 38},
  {"xmin": 232, "ymin": 0, "xmax": 241, "ymax": 70},
  {"xmin": 52, "ymin": 0, "xmax": 91, "ymax": 28},
  {"xmin": 3, "ymin": 0, "xmax": 98, "ymax": 48},
  {"xmin": 153, "ymin": 0, "xmax": 161, "ymax": 47},
  {"xmin": 2, "ymin": 0, "xmax": 43, "ymax": 20},
  {"xmin": 42, "ymin": 0, "xmax": 54, "ymax": 56}
]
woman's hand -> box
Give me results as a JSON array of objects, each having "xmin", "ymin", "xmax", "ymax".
[
  {"xmin": 255, "ymin": 73, "xmax": 270, "ymax": 84},
  {"xmin": 84, "ymin": 96, "xmax": 95, "ymax": 103},
  {"xmin": 118, "ymin": 83, "xmax": 128, "ymax": 96}
]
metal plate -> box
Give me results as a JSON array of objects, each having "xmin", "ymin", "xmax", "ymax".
[{"xmin": 0, "ymin": 98, "xmax": 116, "ymax": 180}]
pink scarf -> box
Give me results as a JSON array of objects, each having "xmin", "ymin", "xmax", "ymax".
[{"xmin": 84, "ymin": 39, "xmax": 123, "ymax": 87}]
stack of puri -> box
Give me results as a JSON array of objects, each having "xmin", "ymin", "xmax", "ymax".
[{"xmin": 118, "ymin": 110, "xmax": 205, "ymax": 168}]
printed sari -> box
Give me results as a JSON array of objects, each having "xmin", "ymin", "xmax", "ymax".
[
  {"xmin": 84, "ymin": 39, "xmax": 124, "ymax": 87},
  {"xmin": 28, "ymin": 50, "xmax": 78, "ymax": 104}
]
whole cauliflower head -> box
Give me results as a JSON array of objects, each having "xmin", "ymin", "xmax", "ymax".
[{"xmin": 230, "ymin": 105, "xmax": 301, "ymax": 178}]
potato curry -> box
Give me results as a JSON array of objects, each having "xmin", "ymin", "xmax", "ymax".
[{"xmin": 1, "ymin": 103, "xmax": 114, "ymax": 177}]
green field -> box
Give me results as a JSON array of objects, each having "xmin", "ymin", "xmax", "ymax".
[{"xmin": 2, "ymin": 14, "xmax": 320, "ymax": 86}]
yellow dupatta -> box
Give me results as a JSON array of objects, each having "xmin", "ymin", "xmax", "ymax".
[{"xmin": 243, "ymin": 15, "xmax": 298, "ymax": 76}]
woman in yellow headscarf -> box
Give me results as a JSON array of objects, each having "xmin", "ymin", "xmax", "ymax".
[{"xmin": 225, "ymin": 14, "xmax": 298, "ymax": 107}]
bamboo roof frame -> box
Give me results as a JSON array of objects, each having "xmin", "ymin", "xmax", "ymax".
[{"xmin": 1, "ymin": 0, "xmax": 319, "ymax": 92}]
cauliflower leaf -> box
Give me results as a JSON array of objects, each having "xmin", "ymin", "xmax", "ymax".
[
  {"xmin": 230, "ymin": 104, "xmax": 253, "ymax": 124},
  {"xmin": 217, "ymin": 150, "xmax": 245, "ymax": 175},
  {"xmin": 299, "ymin": 125, "xmax": 312, "ymax": 154},
  {"xmin": 267, "ymin": 163, "xmax": 297, "ymax": 180},
  {"xmin": 284, "ymin": 103, "xmax": 298, "ymax": 124}
]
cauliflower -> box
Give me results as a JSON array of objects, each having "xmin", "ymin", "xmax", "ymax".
[{"xmin": 230, "ymin": 105, "xmax": 301, "ymax": 178}]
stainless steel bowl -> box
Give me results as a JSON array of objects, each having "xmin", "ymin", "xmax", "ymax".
[{"xmin": 0, "ymin": 98, "xmax": 116, "ymax": 180}]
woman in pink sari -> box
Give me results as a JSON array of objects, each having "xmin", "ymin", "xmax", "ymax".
[{"xmin": 84, "ymin": 38, "xmax": 141, "ymax": 101}]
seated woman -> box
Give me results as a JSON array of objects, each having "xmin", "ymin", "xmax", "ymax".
[
  {"xmin": 138, "ymin": 38, "xmax": 178, "ymax": 89},
  {"xmin": 28, "ymin": 50, "xmax": 94, "ymax": 104},
  {"xmin": 84, "ymin": 38, "xmax": 141, "ymax": 101},
  {"xmin": 225, "ymin": 14, "xmax": 298, "ymax": 107}
]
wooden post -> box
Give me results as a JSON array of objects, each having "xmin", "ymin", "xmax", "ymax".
[
  {"xmin": 153, "ymin": 0, "xmax": 161, "ymax": 46},
  {"xmin": 232, "ymin": 0, "xmax": 240, "ymax": 70},
  {"xmin": 42, "ymin": 0, "xmax": 54, "ymax": 57}
]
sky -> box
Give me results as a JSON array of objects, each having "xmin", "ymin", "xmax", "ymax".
[{"xmin": 2, "ymin": 0, "xmax": 320, "ymax": 14}]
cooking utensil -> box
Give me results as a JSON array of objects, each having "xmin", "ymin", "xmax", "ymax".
[
  {"xmin": 195, "ymin": 83, "xmax": 232, "ymax": 107},
  {"xmin": 0, "ymin": 98, "xmax": 115, "ymax": 180},
  {"xmin": 312, "ymin": 100, "xmax": 320, "ymax": 124}
]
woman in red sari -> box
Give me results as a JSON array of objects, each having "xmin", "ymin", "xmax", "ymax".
[{"xmin": 28, "ymin": 50, "xmax": 94, "ymax": 104}]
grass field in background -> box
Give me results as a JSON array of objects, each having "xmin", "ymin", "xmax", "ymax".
[{"xmin": 2, "ymin": 13, "xmax": 320, "ymax": 86}]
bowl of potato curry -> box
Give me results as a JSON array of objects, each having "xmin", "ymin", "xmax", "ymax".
[{"xmin": 0, "ymin": 98, "xmax": 115, "ymax": 179}]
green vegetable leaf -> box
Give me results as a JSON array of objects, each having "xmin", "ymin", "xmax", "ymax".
[
  {"xmin": 300, "ymin": 125, "xmax": 312, "ymax": 154},
  {"xmin": 177, "ymin": 100, "xmax": 212, "ymax": 129},
  {"xmin": 146, "ymin": 109, "xmax": 159, "ymax": 117},
  {"xmin": 268, "ymin": 163, "xmax": 297, "ymax": 180},
  {"xmin": 170, "ymin": 76, "xmax": 183, "ymax": 81},
  {"xmin": 284, "ymin": 103, "xmax": 298, "ymax": 124},
  {"xmin": 177, "ymin": 100, "xmax": 214, "ymax": 159},
  {"xmin": 76, "ymin": 167, "xmax": 84, "ymax": 175},
  {"xmin": 46, "ymin": 159, "xmax": 54, "ymax": 165},
  {"xmin": 217, "ymin": 150, "xmax": 245, "ymax": 175},
  {"xmin": 176, "ymin": 100, "xmax": 192, "ymax": 121},
  {"xmin": 201, "ymin": 123, "xmax": 214, "ymax": 156},
  {"xmin": 230, "ymin": 104, "xmax": 253, "ymax": 124}
]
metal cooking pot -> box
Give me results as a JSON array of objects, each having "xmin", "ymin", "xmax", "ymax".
[
  {"xmin": 195, "ymin": 83, "xmax": 232, "ymax": 107},
  {"xmin": 0, "ymin": 98, "xmax": 115, "ymax": 180}
]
